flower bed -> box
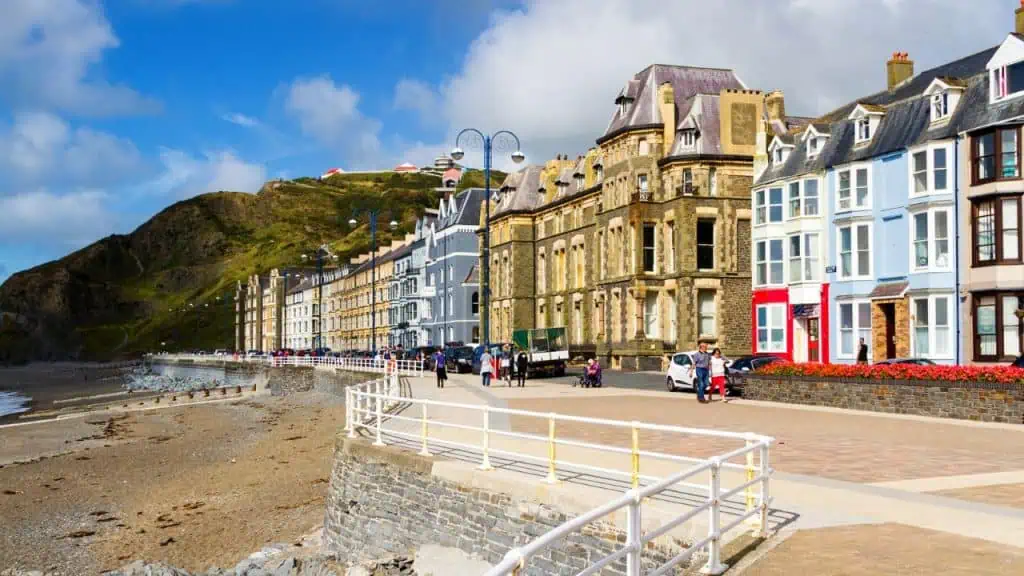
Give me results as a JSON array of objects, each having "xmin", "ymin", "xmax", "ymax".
[{"xmin": 760, "ymin": 362, "xmax": 1024, "ymax": 385}]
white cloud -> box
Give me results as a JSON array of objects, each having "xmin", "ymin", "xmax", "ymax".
[
  {"xmin": 150, "ymin": 148, "xmax": 267, "ymax": 199},
  {"xmin": 222, "ymin": 112, "xmax": 259, "ymax": 127},
  {"xmin": 393, "ymin": 78, "xmax": 440, "ymax": 118},
  {"xmin": 284, "ymin": 75, "xmax": 382, "ymax": 167},
  {"xmin": 0, "ymin": 111, "xmax": 143, "ymax": 187},
  {"xmin": 0, "ymin": 0, "xmax": 158, "ymax": 115},
  {"xmin": 413, "ymin": 0, "xmax": 1009, "ymax": 164},
  {"xmin": 0, "ymin": 189, "xmax": 116, "ymax": 247}
]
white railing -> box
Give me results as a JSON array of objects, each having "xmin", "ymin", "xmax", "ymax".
[
  {"xmin": 345, "ymin": 378, "xmax": 774, "ymax": 576},
  {"xmin": 157, "ymin": 354, "xmax": 424, "ymax": 377}
]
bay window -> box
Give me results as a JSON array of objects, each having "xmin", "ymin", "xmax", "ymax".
[
  {"xmin": 789, "ymin": 182, "xmax": 800, "ymax": 218},
  {"xmin": 756, "ymin": 304, "xmax": 786, "ymax": 353},
  {"xmin": 972, "ymin": 195, "xmax": 1023, "ymax": 265},
  {"xmin": 769, "ymin": 187, "xmax": 783, "ymax": 222},
  {"xmin": 909, "ymin": 144, "xmax": 951, "ymax": 196},
  {"xmin": 755, "ymin": 239, "xmax": 784, "ymax": 286},
  {"xmin": 836, "ymin": 166, "xmax": 870, "ymax": 211},
  {"xmin": 972, "ymin": 127, "xmax": 1019, "ymax": 184},
  {"xmin": 755, "ymin": 190, "xmax": 766, "ymax": 224},
  {"xmin": 974, "ymin": 293, "xmax": 1024, "ymax": 361},
  {"xmin": 803, "ymin": 178, "xmax": 819, "ymax": 216},
  {"xmin": 838, "ymin": 301, "xmax": 872, "ymax": 358},
  {"xmin": 789, "ymin": 233, "xmax": 820, "ymax": 283},
  {"xmin": 911, "ymin": 295, "xmax": 953, "ymax": 359},
  {"xmin": 838, "ymin": 223, "xmax": 871, "ymax": 279},
  {"xmin": 910, "ymin": 208, "xmax": 951, "ymax": 272}
]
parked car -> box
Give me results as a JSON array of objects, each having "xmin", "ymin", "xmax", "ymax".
[
  {"xmin": 408, "ymin": 346, "xmax": 440, "ymax": 369},
  {"xmin": 445, "ymin": 346, "xmax": 475, "ymax": 373},
  {"xmin": 213, "ymin": 349, "xmax": 228, "ymax": 356},
  {"xmin": 666, "ymin": 351, "xmax": 751, "ymax": 395},
  {"xmin": 723, "ymin": 354, "xmax": 785, "ymax": 395},
  {"xmin": 1012, "ymin": 355, "xmax": 1024, "ymax": 368},
  {"xmin": 873, "ymin": 358, "xmax": 936, "ymax": 365}
]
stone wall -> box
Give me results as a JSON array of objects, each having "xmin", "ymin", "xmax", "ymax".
[
  {"xmin": 149, "ymin": 359, "xmax": 376, "ymax": 398},
  {"xmin": 742, "ymin": 374, "xmax": 1024, "ymax": 424},
  {"xmin": 323, "ymin": 438, "xmax": 688, "ymax": 576}
]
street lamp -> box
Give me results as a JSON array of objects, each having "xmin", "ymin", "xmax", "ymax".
[
  {"xmin": 451, "ymin": 128, "xmax": 525, "ymax": 348},
  {"xmin": 348, "ymin": 213, "xmax": 398, "ymax": 354},
  {"xmin": 302, "ymin": 247, "xmax": 336, "ymax": 352}
]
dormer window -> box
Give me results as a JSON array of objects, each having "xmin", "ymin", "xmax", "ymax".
[
  {"xmin": 991, "ymin": 63, "xmax": 1024, "ymax": 101},
  {"xmin": 857, "ymin": 118, "xmax": 871, "ymax": 141},
  {"xmin": 802, "ymin": 124, "xmax": 829, "ymax": 158},
  {"xmin": 808, "ymin": 137, "xmax": 819, "ymax": 155},
  {"xmin": 680, "ymin": 129, "xmax": 696, "ymax": 149},
  {"xmin": 850, "ymin": 103, "xmax": 884, "ymax": 145},
  {"xmin": 575, "ymin": 175, "xmax": 585, "ymax": 191},
  {"xmin": 932, "ymin": 92, "xmax": 949, "ymax": 120},
  {"xmin": 924, "ymin": 78, "xmax": 964, "ymax": 123},
  {"xmin": 774, "ymin": 148, "xmax": 784, "ymax": 163},
  {"xmin": 769, "ymin": 135, "xmax": 794, "ymax": 164}
]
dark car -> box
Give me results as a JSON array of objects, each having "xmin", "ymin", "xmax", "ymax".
[
  {"xmin": 445, "ymin": 346, "xmax": 475, "ymax": 373},
  {"xmin": 407, "ymin": 346, "xmax": 440, "ymax": 369},
  {"xmin": 1012, "ymin": 355, "xmax": 1024, "ymax": 368},
  {"xmin": 725, "ymin": 354, "xmax": 785, "ymax": 395},
  {"xmin": 873, "ymin": 358, "xmax": 936, "ymax": 365}
]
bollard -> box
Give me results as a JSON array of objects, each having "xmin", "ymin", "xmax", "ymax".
[
  {"xmin": 236, "ymin": 385, "xmax": 242, "ymax": 394},
  {"xmin": 418, "ymin": 403, "xmax": 430, "ymax": 457},
  {"xmin": 203, "ymin": 388, "xmax": 210, "ymax": 397},
  {"xmin": 220, "ymin": 387, "xmax": 226, "ymax": 395},
  {"xmin": 545, "ymin": 414, "xmax": 558, "ymax": 484},
  {"xmin": 479, "ymin": 407, "xmax": 494, "ymax": 471}
]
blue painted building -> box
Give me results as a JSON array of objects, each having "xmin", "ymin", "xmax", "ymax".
[{"xmin": 423, "ymin": 188, "xmax": 484, "ymax": 346}]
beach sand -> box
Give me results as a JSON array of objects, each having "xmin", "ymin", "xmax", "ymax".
[{"xmin": 0, "ymin": 392, "xmax": 346, "ymax": 574}]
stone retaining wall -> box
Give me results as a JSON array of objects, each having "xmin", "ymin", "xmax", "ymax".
[
  {"xmin": 148, "ymin": 359, "xmax": 378, "ymax": 398},
  {"xmin": 323, "ymin": 438, "xmax": 687, "ymax": 576},
  {"xmin": 741, "ymin": 375, "xmax": 1024, "ymax": 424}
]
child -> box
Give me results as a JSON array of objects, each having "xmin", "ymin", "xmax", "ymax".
[{"xmin": 709, "ymin": 348, "xmax": 728, "ymax": 403}]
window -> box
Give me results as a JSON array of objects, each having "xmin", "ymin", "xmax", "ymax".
[
  {"xmin": 803, "ymin": 179, "xmax": 819, "ymax": 216},
  {"xmin": 709, "ymin": 168, "xmax": 717, "ymax": 196},
  {"xmin": 755, "ymin": 239, "xmax": 784, "ymax": 286},
  {"xmin": 756, "ymin": 304, "xmax": 785, "ymax": 352},
  {"xmin": 538, "ymin": 252, "xmax": 546, "ymax": 293},
  {"xmin": 768, "ymin": 187, "xmax": 783, "ymax": 222},
  {"xmin": 698, "ymin": 290, "xmax": 716, "ymax": 337},
  {"xmin": 638, "ymin": 138, "xmax": 649, "ymax": 155},
  {"xmin": 681, "ymin": 130, "xmax": 696, "ymax": 148},
  {"xmin": 774, "ymin": 147, "xmax": 785, "ymax": 163},
  {"xmin": 755, "ymin": 190, "xmax": 766, "ymax": 224},
  {"xmin": 788, "ymin": 182, "xmax": 800, "ymax": 218},
  {"xmin": 667, "ymin": 292, "xmax": 677, "ymax": 343},
  {"xmin": 912, "ymin": 151, "xmax": 928, "ymax": 194},
  {"xmin": 788, "ymin": 232, "xmax": 819, "ymax": 283},
  {"xmin": 910, "ymin": 144, "xmax": 951, "ymax": 195},
  {"xmin": 836, "ymin": 166, "xmax": 869, "ymax": 210},
  {"xmin": 974, "ymin": 293, "xmax": 1024, "ymax": 360},
  {"xmin": 644, "ymin": 293, "xmax": 659, "ymax": 339},
  {"xmin": 857, "ymin": 117, "xmax": 871, "ymax": 142},
  {"xmin": 666, "ymin": 221, "xmax": 676, "ymax": 273},
  {"xmin": 576, "ymin": 175, "xmax": 585, "ymax": 191},
  {"xmin": 471, "ymin": 292, "xmax": 479, "ymax": 315},
  {"xmin": 637, "ymin": 173, "xmax": 648, "ymax": 194},
  {"xmin": 991, "ymin": 61, "xmax": 1024, "ymax": 101},
  {"xmin": 910, "ymin": 208, "xmax": 951, "ymax": 272},
  {"xmin": 683, "ymin": 169, "xmax": 693, "ymax": 194},
  {"xmin": 973, "ymin": 128, "xmax": 1019, "ymax": 183},
  {"xmin": 838, "ymin": 224, "xmax": 871, "ymax": 279},
  {"xmin": 838, "ymin": 301, "xmax": 872, "ymax": 358},
  {"xmin": 931, "ymin": 92, "xmax": 949, "ymax": 121},
  {"xmin": 973, "ymin": 196, "xmax": 1023, "ymax": 265},
  {"xmin": 807, "ymin": 136, "xmax": 819, "ymax": 156},
  {"xmin": 911, "ymin": 295, "xmax": 953, "ymax": 359},
  {"xmin": 696, "ymin": 220, "xmax": 715, "ymax": 270}
]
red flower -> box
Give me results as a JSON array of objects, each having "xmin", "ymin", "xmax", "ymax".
[{"xmin": 759, "ymin": 361, "xmax": 1024, "ymax": 385}]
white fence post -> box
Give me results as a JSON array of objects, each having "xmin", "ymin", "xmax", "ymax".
[
  {"xmin": 744, "ymin": 433, "xmax": 757, "ymax": 532},
  {"xmin": 546, "ymin": 414, "xmax": 558, "ymax": 484},
  {"xmin": 479, "ymin": 407, "xmax": 494, "ymax": 471},
  {"xmin": 758, "ymin": 441, "xmax": 771, "ymax": 537},
  {"xmin": 626, "ymin": 491, "xmax": 641, "ymax": 576},
  {"xmin": 419, "ymin": 403, "xmax": 430, "ymax": 457},
  {"xmin": 346, "ymin": 387, "xmax": 356, "ymax": 438},
  {"xmin": 373, "ymin": 379, "xmax": 384, "ymax": 446},
  {"xmin": 703, "ymin": 458, "xmax": 727, "ymax": 575}
]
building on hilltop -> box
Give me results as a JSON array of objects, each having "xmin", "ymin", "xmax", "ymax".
[
  {"xmin": 394, "ymin": 162, "xmax": 418, "ymax": 173},
  {"xmin": 482, "ymin": 63, "xmax": 784, "ymax": 370},
  {"xmin": 750, "ymin": 3, "xmax": 1024, "ymax": 365},
  {"xmin": 320, "ymin": 168, "xmax": 345, "ymax": 180}
]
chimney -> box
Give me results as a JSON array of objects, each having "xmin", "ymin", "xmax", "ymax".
[
  {"xmin": 1018, "ymin": 0, "xmax": 1024, "ymax": 35},
  {"xmin": 657, "ymin": 82, "xmax": 675, "ymax": 157},
  {"xmin": 765, "ymin": 90, "xmax": 786, "ymax": 123},
  {"xmin": 887, "ymin": 52, "xmax": 914, "ymax": 91}
]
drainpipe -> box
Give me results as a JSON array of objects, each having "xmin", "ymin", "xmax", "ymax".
[{"xmin": 954, "ymin": 136, "xmax": 962, "ymax": 366}]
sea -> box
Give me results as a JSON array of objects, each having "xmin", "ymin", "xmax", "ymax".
[{"xmin": 0, "ymin": 391, "xmax": 31, "ymax": 418}]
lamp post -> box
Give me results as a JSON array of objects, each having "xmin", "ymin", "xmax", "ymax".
[
  {"xmin": 451, "ymin": 129, "xmax": 525, "ymax": 348},
  {"xmin": 302, "ymin": 247, "xmax": 336, "ymax": 352},
  {"xmin": 349, "ymin": 213, "xmax": 398, "ymax": 354}
]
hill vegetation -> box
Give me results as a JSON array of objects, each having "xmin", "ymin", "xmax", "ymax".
[{"xmin": 0, "ymin": 168, "xmax": 504, "ymax": 362}]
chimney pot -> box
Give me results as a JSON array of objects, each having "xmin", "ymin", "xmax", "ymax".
[
  {"xmin": 1016, "ymin": 0, "xmax": 1024, "ymax": 35},
  {"xmin": 887, "ymin": 52, "xmax": 914, "ymax": 91}
]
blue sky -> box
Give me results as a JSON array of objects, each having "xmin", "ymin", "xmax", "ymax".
[{"xmin": 0, "ymin": 0, "xmax": 1013, "ymax": 283}]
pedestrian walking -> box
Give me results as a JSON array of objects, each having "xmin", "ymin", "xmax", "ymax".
[
  {"xmin": 689, "ymin": 342, "xmax": 711, "ymax": 403},
  {"xmin": 502, "ymin": 345, "xmax": 513, "ymax": 386},
  {"xmin": 516, "ymin": 349, "xmax": 528, "ymax": 387},
  {"xmin": 709, "ymin": 348, "xmax": 727, "ymax": 403},
  {"xmin": 433, "ymin": 348, "xmax": 447, "ymax": 388},
  {"xmin": 857, "ymin": 338, "xmax": 869, "ymax": 365},
  {"xmin": 480, "ymin": 347, "xmax": 493, "ymax": 387}
]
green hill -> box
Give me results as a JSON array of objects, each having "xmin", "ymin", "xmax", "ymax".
[{"xmin": 0, "ymin": 169, "xmax": 505, "ymax": 362}]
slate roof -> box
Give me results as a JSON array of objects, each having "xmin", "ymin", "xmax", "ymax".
[
  {"xmin": 602, "ymin": 64, "xmax": 745, "ymax": 140},
  {"xmin": 668, "ymin": 94, "xmax": 726, "ymax": 156},
  {"xmin": 287, "ymin": 277, "xmax": 313, "ymax": 295},
  {"xmin": 756, "ymin": 41, "xmax": 1005, "ymax": 188},
  {"xmin": 868, "ymin": 281, "xmax": 909, "ymax": 300},
  {"xmin": 493, "ymin": 166, "xmax": 545, "ymax": 216},
  {"xmin": 437, "ymin": 187, "xmax": 485, "ymax": 230},
  {"xmin": 462, "ymin": 264, "xmax": 479, "ymax": 286}
]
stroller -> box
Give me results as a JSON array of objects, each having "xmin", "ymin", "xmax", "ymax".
[{"xmin": 574, "ymin": 366, "xmax": 603, "ymax": 388}]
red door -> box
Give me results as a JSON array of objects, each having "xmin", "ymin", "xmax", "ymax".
[{"xmin": 807, "ymin": 318, "xmax": 820, "ymax": 362}]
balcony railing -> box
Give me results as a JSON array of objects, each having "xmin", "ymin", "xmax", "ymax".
[{"xmin": 632, "ymin": 188, "xmax": 653, "ymax": 203}]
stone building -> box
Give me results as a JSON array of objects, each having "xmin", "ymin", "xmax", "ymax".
[{"xmin": 483, "ymin": 64, "xmax": 770, "ymax": 370}]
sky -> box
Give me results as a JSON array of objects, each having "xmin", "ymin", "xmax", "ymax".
[{"xmin": 0, "ymin": 0, "xmax": 1015, "ymax": 283}]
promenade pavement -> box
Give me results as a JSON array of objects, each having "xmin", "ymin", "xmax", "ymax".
[{"xmin": 353, "ymin": 371, "xmax": 1024, "ymax": 572}]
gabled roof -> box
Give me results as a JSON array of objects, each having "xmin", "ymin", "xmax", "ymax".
[
  {"xmin": 986, "ymin": 33, "xmax": 1024, "ymax": 70},
  {"xmin": 770, "ymin": 133, "xmax": 796, "ymax": 148},
  {"xmin": 493, "ymin": 166, "xmax": 545, "ymax": 216},
  {"xmin": 601, "ymin": 64, "xmax": 744, "ymax": 142},
  {"xmin": 802, "ymin": 123, "xmax": 831, "ymax": 140},
  {"xmin": 668, "ymin": 94, "xmax": 724, "ymax": 156},
  {"xmin": 850, "ymin": 102, "xmax": 886, "ymax": 117}
]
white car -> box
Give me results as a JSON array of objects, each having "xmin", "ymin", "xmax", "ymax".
[{"xmin": 665, "ymin": 351, "xmax": 731, "ymax": 392}]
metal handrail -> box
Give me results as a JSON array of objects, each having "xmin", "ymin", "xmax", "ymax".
[
  {"xmin": 344, "ymin": 378, "xmax": 774, "ymax": 576},
  {"xmin": 159, "ymin": 354, "xmax": 424, "ymax": 377}
]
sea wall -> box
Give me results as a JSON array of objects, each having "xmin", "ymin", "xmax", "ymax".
[
  {"xmin": 146, "ymin": 359, "xmax": 377, "ymax": 398},
  {"xmin": 741, "ymin": 374, "xmax": 1024, "ymax": 424},
  {"xmin": 323, "ymin": 437, "xmax": 689, "ymax": 575}
]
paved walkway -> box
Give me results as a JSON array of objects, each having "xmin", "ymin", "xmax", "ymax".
[{"xmin": 357, "ymin": 372, "xmax": 1024, "ymax": 570}]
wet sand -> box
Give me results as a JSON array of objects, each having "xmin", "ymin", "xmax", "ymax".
[
  {"xmin": 0, "ymin": 363, "xmax": 135, "ymax": 422},
  {"xmin": 0, "ymin": 392, "xmax": 346, "ymax": 574}
]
